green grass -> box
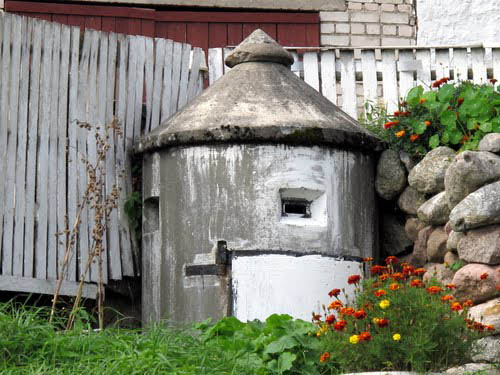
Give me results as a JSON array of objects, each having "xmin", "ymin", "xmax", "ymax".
[{"xmin": 0, "ymin": 301, "xmax": 254, "ymax": 375}]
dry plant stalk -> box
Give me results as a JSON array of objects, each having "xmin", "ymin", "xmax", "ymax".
[{"xmin": 51, "ymin": 118, "xmax": 123, "ymax": 330}]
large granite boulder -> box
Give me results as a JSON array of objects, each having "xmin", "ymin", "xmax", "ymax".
[
  {"xmin": 445, "ymin": 151, "xmax": 500, "ymax": 209},
  {"xmin": 449, "ymin": 181, "xmax": 500, "ymax": 232},
  {"xmin": 405, "ymin": 217, "xmax": 427, "ymax": 242},
  {"xmin": 409, "ymin": 225, "xmax": 433, "ymax": 267},
  {"xmin": 397, "ymin": 186, "xmax": 427, "ymax": 215},
  {"xmin": 457, "ymin": 225, "xmax": 500, "ymax": 265},
  {"xmin": 452, "ymin": 264, "xmax": 500, "ymax": 304},
  {"xmin": 408, "ymin": 146, "xmax": 455, "ymax": 194},
  {"xmin": 445, "ymin": 363, "xmax": 500, "ymax": 375},
  {"xmin": 447, "ymin": 230, "xmax": 465, "ymax": 251},
  {"xmin": 375, "ymin": 149, "xmax": 407, "ymax": 200},
  {"xmin": 426, "ymin": 227, "xmax": 449, "ymax": 263},
  {"xmin": 380, "ymin": 213, "xmax": 413, "ymax": 255},
  {"xmin": 444, "ymin": 250, "xmax": 460, "ymax": 266},
  {"xmin": 479, "ymin": 133, "xmax": 500, "ymax": 153},
  {"xmin": 469, "ymin": 298, "xmax": 500, "ymax": 335},
  {"xmin": 423, "ymin": 262, "xmax": 455, "ymax": 285},
  {"xmin": 417, "ymin": 191, "xmax": 451, "ymax": 225},
  {"xmin": 472, "ymin": 336, "xmax": 500, "ymax": 363}
]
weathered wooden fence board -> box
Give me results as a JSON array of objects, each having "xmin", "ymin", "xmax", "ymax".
[
  {"xmin": 0, "ymin": 13, "xmax": 205, "ymax": 296},
  {"xmin": 208, "ymin": 45, "xmax": 498, "ymax": 119}
]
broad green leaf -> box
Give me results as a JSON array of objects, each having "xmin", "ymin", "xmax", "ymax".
[
  {"xmin": 440, "ymin": 110, "xmax": 456, "ymax": 128},
  {"xmin": 441, "ymin": 131, "xmax": 450, "ymax": 144},
  {"xmin": 277, "ymin": 352, "xmax": 297, "ymax": 373},
  {"xmin": 264, "ymin": 335, "xmax": 298, "ymax": 354},
  {"xmin": 493, "ymin": 123, "xmax": 500, "ymax": 132},
  {"xmin": 450, "ymin": 130, "xmax": 464, "ymax": 145},
  {"xmin": 467, "ymin": 119, "xmax": 478, "ymax": 130},
  {"xmin": 422, "ymin": 91, "xmax": 437, "ymax": 102},
  {"xmin": 437, "ymin": 84, "xmax": 455, "ymax": 103},
  {"xmin": 480, "ymin": 122, "xmax": 493, "ymax": 132},
  {"xmin": 413, "ymin": 121, "xmax": 428, "ymax": 135},
  {"xmin": 407, "ymin": 86, "xmax": 423, "ymax": 106},
  {"xmin": 429, "ymin": 134, "xmax": 440, "ymax": 149}
]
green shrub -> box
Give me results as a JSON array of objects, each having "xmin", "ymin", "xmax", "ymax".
[{"xmin": 360, "ymin": 79, "xmax": 500, "ymax": 159}]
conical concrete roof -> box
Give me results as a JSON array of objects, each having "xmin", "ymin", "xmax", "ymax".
[{"xmin": 136, "ymin": 29, "xmax": 382, "ymax": 153}]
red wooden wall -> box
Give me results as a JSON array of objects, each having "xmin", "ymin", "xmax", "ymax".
[{"xmin": 5, "ymin": 1, "xmax": 320, "ymax": 54}]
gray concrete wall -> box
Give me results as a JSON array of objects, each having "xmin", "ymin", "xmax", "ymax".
[{"xmin": 142, "ymin": 143, "xmax": 376, "ymax": 323}]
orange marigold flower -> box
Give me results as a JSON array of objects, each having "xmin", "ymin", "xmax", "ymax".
[
  {"xmin": 333, "ymin": 320, "xmax": 347, "ymax": 331},
  {"xmin": 390, "ymin": 283, "xmax": 400, "ymax": 291},
  {"xmin": 400, "ymin": 111, "xmax": 410, "ymax": 117},
  {"xmin": 497, "ymin": 284, "xmax": 500, "ymax": 290},
  {"xmin": 384, "ymin": 120, "xmax": 399, "ymax": 129},
  {"xmin": 402, "ymin": 265, "xmax": 414, "ymax": 275},
  {"xmin": 340, "ymin": 307, "xmax": 355, "ymax": 316},
  {"xmin": 446, "ymin": 284, "xmax": 456, "ymax": 289},
  {"xmin": 328, "ymin": 288, "xmax": 341, "ymax": 298},
  {"xmin": 486, "ymin": 324, "xmax": 495, "ymax": 331},
  {"xmin": 410, "ymin": 279, "xmax": 425, "ymax": 288},
  {"xmin": 425, "ymin": 120, "xmax": 431, "ymax": 126},
  {"xmin": 371, "ymin": 265, "xmax": 387, "ymax": 275},
  {"xmin": 354, "ymin": 309, "xmax": 367, "ymax": 319},
  {"xmin": 372, "ymin": 281, "xmax": 381, "ymax": 288},
  {"xmin": 461, "ymin": 135, "xmax": 470, "ymax": 144},
  {"xmin": 326, "ymin": 314, "xmax": 336, "ymax": 324},
  {"xmin": 374, "ymin": 289, "xmax": 387, "ymax": 297},
  {"xmin": 457, "ymin": 97, "xmax": 465, "ymax": 105},
  {"xmin": 426, "ymin": 286, "xmax": 443, "ymax": 295},
  {"xmin": 359, "ymin": 331, "xmax": 372, "ymax": 341},
  {"xmin": 329, "ymin": 301, "xmax": 343, "ymax": 311},
  {"xmin": 363, "ymin": 257, "xmax": 374, "ymax": 262},
  {"xmin": 410, "ymin": 134, "xmax": 419, "ymax": 142},
  {"xmin": 385, "ymin": 256, "xmax": 398, "ymax": 265},
  {"xmin": 395, "ymin": 130, "xmax": 405, "ymax": 138},
  {"xmin": 463, "ymin": 300, "xmax": 474, "ymax": 307},
  {"xmin": 393, "ymin": 111, "xmax": 401, "ymax": 116},
  {"xmin": 348, "ymin": 275, "xmax": 361, "ymax": 285},
  {"xmin": 413, "ymin": 268, "xmax": 426, "ymax": 276},
  {"xmin": 451, "ymin": 302, "xmax": 463, "ymax": 311},
  {"xmin": 379, "ymin": 273, "xmax": 389, "ymax": 281},
  {"xmin": 441, "ymin": 295, "xmax": 454, "ymax": 302},
  {"xmin": 320, "ymin": 352, "xmax": 330, "ymax": 363},
  {"xmin": 391, "ymin": 272, "xmax": 405, "ymax": 281},
  {"xmin": 480, "ymin": 272, "xmax": 489, "ymax": 280},
  {"xmin": 377, "ymin": 318, "xmax": 389, "ymax": 328},
  {"xmin": 490, "ymin": 78, "xmax": 498, "ymax": 84},
  {"xmin": 312, "ymin": 313, "xmax": 321, "ymax": 321}
]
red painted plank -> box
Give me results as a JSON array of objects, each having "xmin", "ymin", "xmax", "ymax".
[
  {"xmin": 258, "ymin": 24, "xmax": 277, "ymax": 40},
  {"xmin": 242, "ymin": 23, "xmax": 260, "ymax": 39},
  {"xmin": 187, "ymin": 23, "xmax": 209, "ymax": 51},
  {"xmin": 20, "ymin": 12, "xmax": 52, "ymax": 21},
  {"xmin": 85, "ymin": 16, "xmax": 102, "ymax": 31},
  {"xmin": 115, "ymin": 17, "xmax": 129, "ymax": 34},
  {"xmin": 67, "ymin": 15, "xmax": 85, "ymax": 29},
  {"xmin": 155, "ymin": 11, "xmax": 319, "ymax": 24},
  {"xmin": 5, "ymin": 1, "xmax": 156, "ymax": 19},
  {"xmin": 227, "ymin": 24, "xmax": 242, "ymax": 46},
  {"xmin": 102, "ymin": 17, "xmax": 116, "ymax": 33},
  {"xmin": 141, "ymin": 19, "xmax": 155, "ymax": 37},
  {"xmin": 167, "ymin": 22, "xmax": 187, "ymax": 43},
  {"xmin": 277, "ymin": 24, "xmax": 306, "ymax": 47},
  {"xmin": 208, "ymin": 23, "xmax": 227, "ymax": 48},
  {"xmin": 155, "ymin": 21, "xmax": 169, "ymax": 39},
  {"xmin": 128, "ymin": 18, "xmax": 141, "ymax": 36},
  {"xmin": 305, "ymin": 23, "xmax": 320, "ymax": 46},
  {"xmin": 53, "ymin": 14, "xmax": 68, "ymax": 25}
]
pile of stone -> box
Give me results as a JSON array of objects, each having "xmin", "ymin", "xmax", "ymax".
[{"xmin": 375, "ymin": 133, "xmax": 500, "ymax": 369}]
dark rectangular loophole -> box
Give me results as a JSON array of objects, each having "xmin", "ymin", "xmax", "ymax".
[{"xmin": 282, "ymin": 199, "xmax": 311, "ymax": 218}]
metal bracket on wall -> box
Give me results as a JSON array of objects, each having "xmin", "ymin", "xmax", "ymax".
[{"xmin": 184, "ymin": 241, "xmax": 231, "ymax": 276}]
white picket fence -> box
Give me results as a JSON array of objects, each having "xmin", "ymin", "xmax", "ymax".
[
  {"xmin": 0, "ymin": 13, "xmax": 204, "ymax": 297},
  {"xmin": 208, "ymin": 45, "xmax": 500, "ymax": 119}
]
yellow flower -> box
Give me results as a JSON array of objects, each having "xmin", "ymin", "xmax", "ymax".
[
  {"xmin": 395, "ymin": 130, "xmax": 405, "ymax": 138},
  {"xmin": 393, "ymin": 333, "xmax": 401, "ymax": 341},
  {"xmin": 379, "ymin": 299, "xmax": 390, "ymax": 309},
  {"xmin": 372, "ymin": 317, "xmax": 380, "ymax": 325},
  {"xmin": 349, "ymin": 334, "xmax": 360, "ymax": 344}
]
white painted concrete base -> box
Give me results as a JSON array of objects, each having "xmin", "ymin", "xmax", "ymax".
[{"xmin": 232, "ymin": 254, "xmax": 360, "ymax": 322}]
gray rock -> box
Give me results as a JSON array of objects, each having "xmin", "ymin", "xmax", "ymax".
[
  {"xmin": 469, "ymin": 298, "xmax": 500, "ymax": 335},
  {"xmin": 479, "ymin": 133, "xmax": 500, "ymax": 153},
  {"xmin": 423, "ymin": 263, "xmax": 455, "ymax": 285},
  {"xmin": 376, "ymin": 150, "xmax": 407, "ymax": 200},
  {"xmin": 409, "ymin": 225, "xmax": 433, "ymax": 267},
  {"xmin": 457, "ymin": 225, "xmax": 500, "ymax": 265},
  {"xmin": 408, "ymin": 146, "xmax": 456, "ymax": 194},
  {"xmin": 397, "ymin": 186, "xmax": 427, "ymax": 215},
  {"xmin": 380, "ymin": 213, "xmax": 413, "ymax": 255},
  {"xmin": 426, "ymin": 227, "xmax": 449, "ymax": 263},
  {"xmin": 399, "ymin": 150, "xmax": 418, "ymax": 172},
  {"xmin": 450, "ymin": 181, "xmax": 500, "ymax": 232},
  {"xmin": 472, "ymin": 336, "xmax": 500, "ymax": 363},
  {"xmin": 405, "ymin": 217, "xmax": 427, "ymax": 242},
  {"xmin": 445, "ymin": 363, "xmax": 500, "ymax": 375},
  {"xmin": 445, "ymin": 151, "xmax": 500, "ymax": 210},
  {"xmin": 444, "ymin": 251, "xmax": 460, "ymax": 266},
  {"xmin": 447, "ymin": 230, "xmax": 466, "ymax": 251},
  {"xmin": 418, "ymin": 191, "xmax": 451, "ymax": 225}
]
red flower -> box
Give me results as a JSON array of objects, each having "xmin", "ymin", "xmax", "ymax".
[
  {"xmin": 497, "ymin": 284, "xmax": 500, "ymax": 290},
  {"xmin": 490, "ymin": 78, "xmax": 498, "ymax": 84},
  {"xmin": 446, "ymin": 284, "xmax": 456, "ymax": 289},
  {"xmin": 359, "ymin": 331, "xmax": 372, "ymax": 341},
  {"xmin": 377, "ymin": 318, "xmax": 389, "ymax": 328},
  {"xmin": 348, "ymin": 275, "xmax": 361, "ymax": 285},
  {"xmin": 410, "ymin": 134, "xmax": 419, "ymax": 142},
  {"xmin": 384, "ymin": 120, "xmax": 399, "ymax": 129},
  {"xmin": 354, "ymin": 309, "xmax": 367, "ymax": 319},
  {"xmin": 320, "ymin": 352, "xmax": 330, "ymax": 363},
  {"xmin": 390, "ymin": 283, "xmax": 400, "ymax": 291},
  {"xmin": 328, "ymin": 301, "xmax": 343, "ymax": 311},
  {"xmin": 328, "ymin": 288, "xmax": 341, "ymax": 298},
  {"xmin": 457, "ymin": 97, "xmax": 465, "ymax": 106},
  {"xmin": 379, "ymin": 273, "xmax": 389, "ymax": 281},
  {"xmin": 385, "ymin": 256, "xmax": 398, "ymax": 265},
  {"xmin": 333, "ymin": 320, "xmax": 347, "ymax": 331},
  {"xmin": 425, "ymin": 120, "xmax": 431, "ymax": 126},
  {"xmin": 312, "ymin": 313, "xmax": 321, "ymax": 321},
  {"xmin": 410, "ymin": 279, "xmax": 425, "ymax": 288},
  {"xmin": 441, "ymin": 295, "xmax": 454, "ymax": 302},
  {"xmin": 480, "ymin": 272, "xmax": 489, "ymax": 280},
  {"xmin": 486, "ymin": 324, "xmax": 495, "ymax": 331},
  {"xmin": 418, "ymin": 98, "xmax": 427, "ymax": 104},
  {"xmin": 413, "ymin": 268, "xmax": 426, "ymax": 276},
  {"xmin": 402, "ymin": 265, "xmax": 414, "ymax": 275},
  {"xmin": 463, "ymin": 299, "xmax": 474, "ymax": 307},
  {"xmin": 374, "ymin": 289, "xmax": 387, "ymax": 297},
  {"xmin": 340, "ymin": 307, "xmax": 355, "ymax": 316},
  {"xmin": 451, "ymin": 302, "xmax": 463, "ymax": 311},
  {"xmin": 371, "ymin": 265, "xmax": 387, "ymax": 275},
  {"xmin": 363, "ymin": 257, "xmax": 374, "ymax": 262},
  {"xmin": 390, "ymin": 272, "xmax": 405, "ymax": 281},
  {"xmin": 426, "ymin": 286, "xmax": 443, "ymax": 294},
  {"xmin": 326, "ymin": 314, "xmax": 336, "ymax": 324}
]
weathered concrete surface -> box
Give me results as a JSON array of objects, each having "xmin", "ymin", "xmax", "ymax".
[
  {"xmin": 62, "ymin": 0, "xmax": 346, "ymax": 11},
  {"xmin": 150, "ymin": 144, "xmax": 376, "ymax": 323},
  {"xmin": 408, "ymin": 146, "xmax": 455, "ymax": 194},
  {"xmin": 136, "ymin": 31, "xmax": 381, "ymax": 153},
  {"xmin": 375, "ymin": 149, "xmax": 406, "ymax": 200}
]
